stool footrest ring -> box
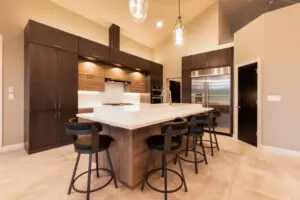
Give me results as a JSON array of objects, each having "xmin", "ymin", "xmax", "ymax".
[
  {"xmin": 197, "ymin": 139, "xmax": 218, "ymax": 149},
  {"xmin": 177, "ymin": 149, "xmax": 206, "ymax": 163},
  {"xmin": 72, "ymin": 168, "xmax": 113, "ymax": 193},
  {"xmin": 145, "ymin": 168, "xmax": 184, "ymax": 194}
]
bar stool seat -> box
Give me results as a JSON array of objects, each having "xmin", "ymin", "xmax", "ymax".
[{"xmin": 75, "ymin": 135, "xmax": 114, "ymax": 151}]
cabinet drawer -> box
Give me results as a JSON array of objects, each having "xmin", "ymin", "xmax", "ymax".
[
  {"xmin": 26, "ymin": 20, "xmax": 78, "ymax": 53},
  {"xmin": 79, "ymin": 38, "xmax": 110, "ymax": 62}
]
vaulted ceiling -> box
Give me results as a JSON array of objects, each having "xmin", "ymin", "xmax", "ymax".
[
  {"xmin": 220, "ymin": 0, "xmax": 300, "ymax": 33},
  {"xmin": 50, "ymin": 0, "xmax": 217, "ymax": 48}
]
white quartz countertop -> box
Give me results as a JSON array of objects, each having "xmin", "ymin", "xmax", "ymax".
[{"xmin": 77, "ymin": 103, "xmax": 213, "ymax": 130}]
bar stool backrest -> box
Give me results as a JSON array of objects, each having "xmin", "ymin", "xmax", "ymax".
[
  {"xmin": 211, "ymin": 109, "xmax": 221, "ymax": 122},
  {"xmin": 65, "ymin": 118, "xmax": 100, "ymax": 152},
  {"xmin": 161, "ymin": 118, "xmax": 188, "ymax": 152},
  {"xmin": 189, "ymin": 114, "xmax": 210, "ymax": 134}
]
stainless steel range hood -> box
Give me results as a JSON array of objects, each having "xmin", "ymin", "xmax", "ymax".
[{"xmin": 105, "ymin": 78, "xmax": 131, "ymax": 85}]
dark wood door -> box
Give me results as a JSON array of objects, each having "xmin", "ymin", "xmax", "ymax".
[
  {"xmin": 58, "ymin": 50, "xmax": 78, "ymax": 110},
  {"xmin": 238, "ymin": 63, "xmax": 257, "ymax": 147},
  {"xmin": 29, "ymin": 111, "xmax": 58, "ymax": 151},
  {"xmin": 170, "ymin": 81, "xmax": 181, "ymax": 103},
  {"xmin": 29, "ymin": 44, "xmax": 58, "ymax": 111},
  {"xmin": 57, "ymin": 109, "xmax": 77, "ymax": 144}
]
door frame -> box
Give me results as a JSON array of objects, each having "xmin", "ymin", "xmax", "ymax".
[
  {"xmin": 0, "ymin": 34, "xmax": 3, "ymax": 148},
  {"xmin": 234, "ymin": 58, "xmax": 262, "ymax": 146}
]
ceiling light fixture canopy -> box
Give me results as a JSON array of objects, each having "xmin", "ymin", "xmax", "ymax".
[
  {"xmin": 173, "ymin": 0, "xmax": 184, "ymax": 46},
  {"xmin": 129, "ymin": 0, "xmax": 148, "ymax": 22}
]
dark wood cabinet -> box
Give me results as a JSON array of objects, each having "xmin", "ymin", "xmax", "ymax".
[
  {"xmin": 150, "ymin": 62, "xmax": 163, "ymax": 87},
  {"xmin": 110, "ymin": 49, "xmax": 151, "ymax": 72},
  {"xmin": 29, "ymin": 111, "xmax": 58, "ymax": 151},
  {"xmin": 28, "ymin": 44, "xmax": 58, "ymax": 111},
  {"xmin": 58, "ymin": 51, "xmax": 78, "ymax": 109},
  {"xmin": 25, "ymin": 42, "xmax": 78, "ymax": 154},
  {"xmin": 182, "ymin": 70, "xmax": 191, "ymax": 103},
  {"xmin": 78, "ymin": 38, "xmax": 110, "ymax": 62},
  {"xmin": 206, "ymin": 48, "xmax": 233, "ymax": 68},
  {"xmin": 25, "ymin": 20, "xmax": 78, "ymax": 53}
]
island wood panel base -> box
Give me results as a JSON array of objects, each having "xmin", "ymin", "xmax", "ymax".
[{"xmin": 97, "ymin": 123, "xmax": 188, "ymax": 189}]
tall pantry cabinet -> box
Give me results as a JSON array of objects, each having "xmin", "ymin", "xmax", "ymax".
[{"xmin": 24, "ymin": 20, "xmax": 78, "ymax": 154}]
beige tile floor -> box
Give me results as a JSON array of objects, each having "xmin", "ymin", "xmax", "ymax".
[{"xmin": 1, "ymin": 135, "xmax": 300, "ymax": 200}]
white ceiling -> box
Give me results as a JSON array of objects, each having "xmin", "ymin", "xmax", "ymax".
[{"xmin": 50, "ymin": 0, "xmax": 217, "ymax": 48}]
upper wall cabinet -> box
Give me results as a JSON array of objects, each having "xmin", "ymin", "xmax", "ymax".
[
  {"xmin": 78, "ymin": 61, "xmax": 105, "ymax": 92},
  {"xmin": 25, "ymin": 20, "xmax": 78, "ymax": 53},
  {"xmin": 127, "ymin": 72, "xmax": 146, "ymax": 93},
  {"xmin": 206, "ymin": 48, "xmax": 233, "ymax": 68},
  {"xmin": 78, "ymin": 38, "xmax": 110, "ymax": 62},
  {"xmin": 150, "ymin": 62, "xmax": 163, "ymax": 87},
  {"xmin": 110, "ymin": 49, "xmax": 151, "ymax": 72},
  {"xmin": 182, "ymin": 54, "xmax": 206, "ymax": 71}
]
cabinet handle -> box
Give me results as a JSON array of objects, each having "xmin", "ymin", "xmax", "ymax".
[
  {"xmin": 58, "ymin": 102, "xmax": 61, "ymax": 110},
  {"xmin": 58, "ymin": 111, "xmax": 61, "ymax": 118},
  {"xmin": 54, "ymin": 102, "xmax": 57, "ymax": 110},
  {"xmin": 53, "ymin": 111, "xmax": 57, "ymax": 119}
]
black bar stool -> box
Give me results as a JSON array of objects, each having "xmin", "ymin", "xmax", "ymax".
[
  {"xmin": 174, "ymin": 114, "xmax": 208, "ymax": 174},
  {"xmin": 141, "ymin": 118, "xmax": 189, "ymax": 200},
  {"xmin": 202, "ymin": 109, "xmax": 221, "ymax": 157},
  {"xmin": 65, "ymin": 118, "xmax": 118, "ymax": 200}
]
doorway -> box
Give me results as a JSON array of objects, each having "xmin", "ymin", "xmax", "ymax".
[
  {"xmin": 238, "ymin": 63, "xmax": 258, "ymax": 147},
  {"xmin": 169, "ymin": 80, "xmax": 181, "ymax": 103}
]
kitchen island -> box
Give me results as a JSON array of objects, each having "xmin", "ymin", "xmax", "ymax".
[{"xmin": 77, "ymin": 103, "xmax": 212, "ymax": 188}]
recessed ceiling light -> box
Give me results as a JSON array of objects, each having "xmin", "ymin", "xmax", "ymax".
[{"xmin": 156, "ymin": 20, "xmax": 164, "ymax": 29}]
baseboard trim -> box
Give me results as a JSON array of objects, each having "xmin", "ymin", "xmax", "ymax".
[
  {"xmin": 261, "ymin": 145, "xmax": 300, "ymax": 158},
  {"xmin": 0, "ymin": 143, "xmax": 24, "ymax": 153}
]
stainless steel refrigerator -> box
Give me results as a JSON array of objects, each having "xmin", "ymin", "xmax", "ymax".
[{"xmin": 191, "ymin": 66, "xmax": 232, "ymax": 135}]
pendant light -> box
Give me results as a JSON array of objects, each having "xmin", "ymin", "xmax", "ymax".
[
  {"xmin": 129, "ymin": 0, "xmax": 148, "ymax": 22},
  {"xmin": 173, "ymin": 0, "xmax": 184, "ymax": 46}
]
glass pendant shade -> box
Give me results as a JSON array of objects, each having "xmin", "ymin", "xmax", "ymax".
[
  {"xmin": 129, "ymin": 0, "xmax": 148, "ymax": 22},
  {"xmin": 173, "ymin": 17, "xmax": 184, "ymax": 46}
]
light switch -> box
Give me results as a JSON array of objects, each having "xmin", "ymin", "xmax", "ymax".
[
  {"xmin": 8, "ymin": 93, "xmax": 14, "ymax": 100},
  {"xmin": 267, "ymin": 95, "xmax": 281, "ymax": 102},
  {"xmin": 8, "ymin": 86, "xmax": 14, "ymax": 93}
]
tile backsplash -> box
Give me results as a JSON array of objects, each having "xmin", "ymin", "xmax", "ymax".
[{"xmin": 78, "ymin": 82, "xmax": 141, "ymax": 107}]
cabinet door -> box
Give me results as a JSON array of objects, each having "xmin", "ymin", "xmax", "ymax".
[
  {"xmin": 29, "ymin": 44, "xmax": 58, "ymax": 111},
  {"xmin": 78, "ymin": 62, "xmax": 105, "ymax": 91},
  {"xmin": 182, "ymin": 70, "xmax": 191, "ymax": 103},
  {"xmin": 150, "ymin": 62, "xmax": 163, "ymax": 87},
  {"xmin": 57, "ymin": 109, "xmax": 77, "ymax": 144},
  {"xmin": 78, "ymin": 38, "xmax": 110, "ymax": 62},
  {"xmin": 58, "ymin": 50, "xmax": 78, "ymax": 110},
  {"xmin": 27, "ymin": 20, "xmax": 78, "ymax": 53},
  {"xmin": 128, "ymin": 72, "xmax": 145, "ymax": 93},
  {"xmin": 29, "ymin": 111, "xmax": 58, "ymax": 151},
  {"xmin": 206, "ymin": 48, "xmax": 233, "ymax": 68}
]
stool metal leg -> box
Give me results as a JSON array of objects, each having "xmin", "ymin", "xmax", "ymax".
[
  {"xmin": 95, "ymin": 152, "xmax": 100, "ymax": 178},
  {"xmin": 177, "ymin": 155, "xmax": 188, "ymax": 192},
  {"xmin": 213, "ymin": 128, "xmax": 220, "ymax": 151},
  {"xmin": 87, "ymin": 153, "xmax": 93, "ymax": 200},
  {"xmin": 193, "ymin": 136, "xmax": 198, "ymax": 174},
  {"xmin": 209, "ymin": 128, "xmax": 214, "ymax": 157},
  {"xmin": 200, "ymin": 136, "xmax": 208, "ymax": 165},
  {"xmin": 68, "ymin": 153, "xmax": 81, "ymax": 195},
  {"xmin": 106, "ymin": 150, "xmax": 118, "ymax": 188},
  {"xmin": 162, "ymin": 154, "xmax": 165, "ymax": 177},
  {"xmin": 163, "ymin": 153, "xmax": 168, "ymax": 200},
  {"xmin": 141, "ymin": 151, "xmax": 152, "ymax": 191},
  {"xmin": 185, "ymin": 135, "xmax": 190, "ymax": 157}
]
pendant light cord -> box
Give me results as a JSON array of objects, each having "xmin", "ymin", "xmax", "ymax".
[{"xmin": 178, "ymin": 0, "xmax": 181, "ymax": 17}]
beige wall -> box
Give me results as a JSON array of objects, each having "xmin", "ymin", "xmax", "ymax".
[
  {"xmin": 0, "ymin": 35, "xmax": 2, "ymax": 147},
  {"xmin": 0, "ymin": 0, "xmax": 152, "ymax": 146},
  {"xmin": 153, "ymin": 4, "xmax": 233, "ymax": 89},
  {"xmin": 234, "ymin": 4, "xmax": 300, "ymax": 151}
]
